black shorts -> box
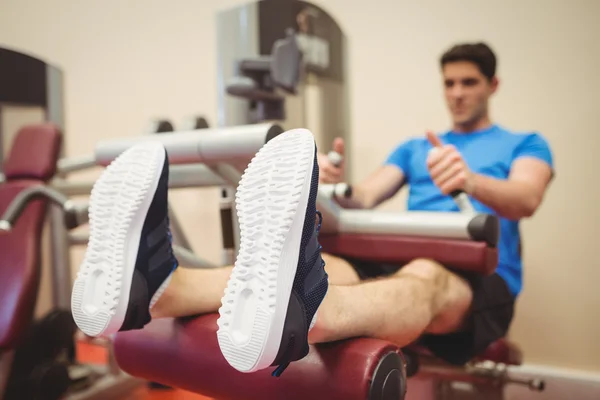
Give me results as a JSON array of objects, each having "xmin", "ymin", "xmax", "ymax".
[{"xmin": 344, "ymin": 257, "xmax": 515, "ymax": 366}]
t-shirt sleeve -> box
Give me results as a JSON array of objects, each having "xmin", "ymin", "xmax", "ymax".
[
  {"xmin": 513, "ymin": 133, "xmax": 555, "ymax": 171},
  {"xmin": 384, "ymin": 139, "xmax": 414, "ymax": 179}
]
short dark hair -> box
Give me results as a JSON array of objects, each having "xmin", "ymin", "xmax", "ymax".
[{"xmin": 440, "ymin": 42, "xmax": 497, "ymax": 80}]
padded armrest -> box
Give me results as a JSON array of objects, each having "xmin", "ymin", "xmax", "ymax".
[
  {"xmin": 114, "ymin": 314, "xmax": 407, "ymax": 400},
  {"xmin": 320, "ymin": 234, "xmax": 498, "ymax": 275}
]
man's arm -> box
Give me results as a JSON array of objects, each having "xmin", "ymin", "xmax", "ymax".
[
  {"xmin": 471, "ymin": 157, "xmax": 553, "ymax": 220},
  {"xmin": 426, "ymin": 131, "xmax": 554, "ymax": 220},
  {"xmin": 320, "ymin": 137, "xmax": 411, "ymax": 209},
  {"xmin": 335, "ymin": 165, "xmax": 406, "ymax": 209}
]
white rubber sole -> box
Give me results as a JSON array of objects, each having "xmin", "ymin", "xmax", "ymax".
[
  {"xmin": 217, "ymin": 128, "xmax": 316, "ymax": 373},
  {"xmin": 71, "ymin": 141, "xmax": 166, "ymax": 337}
]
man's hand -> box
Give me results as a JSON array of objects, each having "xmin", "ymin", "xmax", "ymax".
[
  {"xmin": 426, "ymin": 131, "xmax": 475, "ymax": 195},
  {"xmin": 318, "ymin": 137, "xmax": 345, "ymax": 184}
]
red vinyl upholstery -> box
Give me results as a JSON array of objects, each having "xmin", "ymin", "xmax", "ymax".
[
  {"xmin": 323, "ymin": 233, "xmax": 521, "ymax": 366},
  {"xmin": 113, "ymin": 210, "xmax": 521, "ymax": 396},
  {"xmin": 0, "ymin": 123, "xmax": 62, "ymax": 349},
  {"xmin": 115, "ymin": 314, "xmax": 405, "ymax": 400},
  {"xmin": 3, "ymin": 123, "xmax": 62, "ymax": 182},
  {"xmin": 320, "ymin": 234, "xmax": 498, "ymax": 276}
]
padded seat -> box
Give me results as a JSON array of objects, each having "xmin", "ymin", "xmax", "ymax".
[
  {"xmin": 323, "ymin": 233, "xmax": 521, "ymax": 366},
  {"xmin": 112, "ymin": 182, "xmax": 517, "ymax": 398},
  {"xmin": 114, "ymin": 314, "xmax": 407, "ymax": 400}
]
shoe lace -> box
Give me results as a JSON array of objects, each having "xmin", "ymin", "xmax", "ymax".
[{"xmin": 271, "ymin": 210, "xmax": 325, "ymax": 378}]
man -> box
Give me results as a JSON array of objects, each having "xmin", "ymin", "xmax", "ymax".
[{"xmin": 71, "ymin": 42, "xmax": 554, "ymax": 377}]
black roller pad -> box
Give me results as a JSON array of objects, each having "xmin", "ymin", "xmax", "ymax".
[
  {"xmin": 467, "ymin": 214, "xmax": 499, "ymax": 247},
  {"xmin": 368, "ymin": 351, "xmax": 407, "ymax": 400}
]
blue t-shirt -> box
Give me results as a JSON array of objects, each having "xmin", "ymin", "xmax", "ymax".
[{"xmin": 385, "ymin": 124, "xmax": 554, "ymax": 297}]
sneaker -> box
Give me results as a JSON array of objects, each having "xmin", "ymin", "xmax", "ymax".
[
  {"xmin": 71, "ymin": 141, "xmax": 178, "ymax": 337},
  {"xmin": 217, "ymin": 128, "xmax": 329, "ymax": 376}
]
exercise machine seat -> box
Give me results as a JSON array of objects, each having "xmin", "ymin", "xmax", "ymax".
[
  {"xmin": 321, "ymin": 233, "xmax": 521, "ymax": 367},
  {"xmin": 115, "ymin": 314, "xmax": 406, "ymax": 400},
  {"xmin": 0, "ymin": 123, "xmax": 62, "ymax": 350},
  {"xmin": 113, "ymin": 224, "xmax": 505, "ymax": 398}
]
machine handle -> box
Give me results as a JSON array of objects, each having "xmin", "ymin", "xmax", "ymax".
[
  {"xmin": 327, "ymin": 151, "xmax": 353, "ymax": 199},
  {"xmin": 327, "ymin": 150, "xmax": 343, "ymax": 167},
  {"xmin": 326, "ymin": 150, "xmax": 475, "ymax": 211},
  {"xmin": 450, "ymin": 190, "xmax": 476, "ymax": 214},
  {"xmin": 0, "ymin": 185, "xmax": 87, "ymax": 232}
]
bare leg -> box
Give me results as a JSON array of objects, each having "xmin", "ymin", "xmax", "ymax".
[
  {"xmin": 308, "ymin": 258, "xmax": 473, "ymax": 347},
  {"xmin": 151, "ymin": 252, "xmax": 360, "ymax": 319},
  {"xmin": 151, "ymin": 266, "xmax": 232, "ymax": 319},
  {"xmin": 322, "ymin": 253, "xmax": 360, "ymax": 285}
]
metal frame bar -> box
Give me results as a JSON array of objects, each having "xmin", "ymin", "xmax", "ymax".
[
  {"xmin": 94, "ymin": 123, "xmax": 282, "ymax": 166},
  {"xmin": 51, "ymin": 164, "xmax": 229, "ymax": 197},
  {"xmin": 414, "ymin": 356, "xmax": 544, "ymax": 399},
  {"xmin": 51, "ymin": 159, "xmax": 246, "ymax": 269},
  {"xmin": 57, "ymin": 155, "xmax": 97, "ymax": 174}
]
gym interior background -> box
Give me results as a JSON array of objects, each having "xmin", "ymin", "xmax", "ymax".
[{"xmin": 1, "ymin": 0, "xmax": 598, "ymax": 388}]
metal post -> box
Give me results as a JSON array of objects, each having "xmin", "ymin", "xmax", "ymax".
[{"xmin": 46, "ymin": 63, "xmax": 72, "ymax": 311}]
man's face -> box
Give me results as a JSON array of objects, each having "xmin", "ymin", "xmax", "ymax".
[{"xmin": 442, "ymin": 61, "xmax": 498, "ymax": 127}]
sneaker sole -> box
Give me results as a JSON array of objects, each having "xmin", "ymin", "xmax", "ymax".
[
  {"xmin": 217, "ymin": 129, "xmax": 315, "ymax": 373},
  {"xmin": 71, "ymin": 141, "xmax": 166, "ymax": 337}
]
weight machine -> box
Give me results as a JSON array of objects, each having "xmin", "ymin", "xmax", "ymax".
[{"xmin": 0, "ymin": 47, "xmax": 142, "ymax": 400}]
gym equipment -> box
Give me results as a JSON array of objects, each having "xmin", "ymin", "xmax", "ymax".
[
  {"xmin": 147, "ymin": 115, "xmax": 238, "ymax": 267},
  {"xmin": 2, "ymin": 122, "xmax": 548, "ymax": 398},
  {"xmin": 94, "ymin": 122, "xmax": 283, "ymax": 166},
  {"xmin": 0, "ymin": 124, "xmax": 145, "ymax": 400},
  {"xmin": 4, "ymin": 309, "xmax": 74, "ymax": 400},
  {"xmin": 0, "ymin": 47, "xmax": 64, "ymax": 179},
  {"xmin": 0, "ymin": 47, "xmax": 70, "ymax": 314},
  {"xmin": 0, "ymin": 47, "xmax": 143, "ymax": 399},
  {"xmin": 45, "ymin": 125, "xmax": 541, "ymax": 400},
  {"xmin": 145, "ymin": 119, "xmax": 175, "ymax": 134},
  {"xmin": 180, "ymin": 115, "xmax": 210, "ymax": 131},
  {"xmin": 217, "ymin": 0, "xmax": 351, "ymax": 178},
  {"xmin": 0, "ymin": 124, "xmax": 63, "ymax": 400},
  {"xmin": 146, "ymin": 118, "xmax": 195, "ymax": 256}
]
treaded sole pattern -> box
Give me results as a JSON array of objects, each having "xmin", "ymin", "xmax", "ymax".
[
  {"xmin": 71, "ymin": 141, "xmax": 165, "ymax": 337},
  {"xmin": 217, "ymin": 128, "xmax": 315, "ymax": 373}
]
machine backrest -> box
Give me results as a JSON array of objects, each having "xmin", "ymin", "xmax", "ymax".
[
  {"xmin": 3, "ymin": 123, "xmax": 62, "ymax": 182},
  {"xmin": 0, "ymin": 123, "xmax": 62, "ymax": 350}
]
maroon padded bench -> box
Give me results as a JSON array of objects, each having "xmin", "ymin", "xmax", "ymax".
[
  {"xmin": 321, "ymin": 233, "xmax": 521, "ymax": 365},
  {"xmin": 0, "ymin": 124, "xmax": 62, "ymax": 396},
  {"xmin": 111, "ymin": 213, "xmax": 532, "ymax": 400}
]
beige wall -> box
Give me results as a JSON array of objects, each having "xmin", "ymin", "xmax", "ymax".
[{"xmin": 1, "ymin": 0, "xmax": 598, "ymax": 373}]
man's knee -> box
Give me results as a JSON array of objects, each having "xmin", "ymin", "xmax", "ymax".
[
  {"xmin": 396, "ymin": 258, "xmax": 447, "ymax": 283},
  {"xmin": 397, "ymin": 258, "xmax": 473, "ymax": 333}
]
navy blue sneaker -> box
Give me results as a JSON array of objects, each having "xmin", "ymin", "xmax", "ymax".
[
  {"xmin": 71, "ymin": 141, "xmax": 178, "ymax": 337},
  {"xmin": 217, "ymin": 128, "xmax": 329, "ymax": 376}
]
